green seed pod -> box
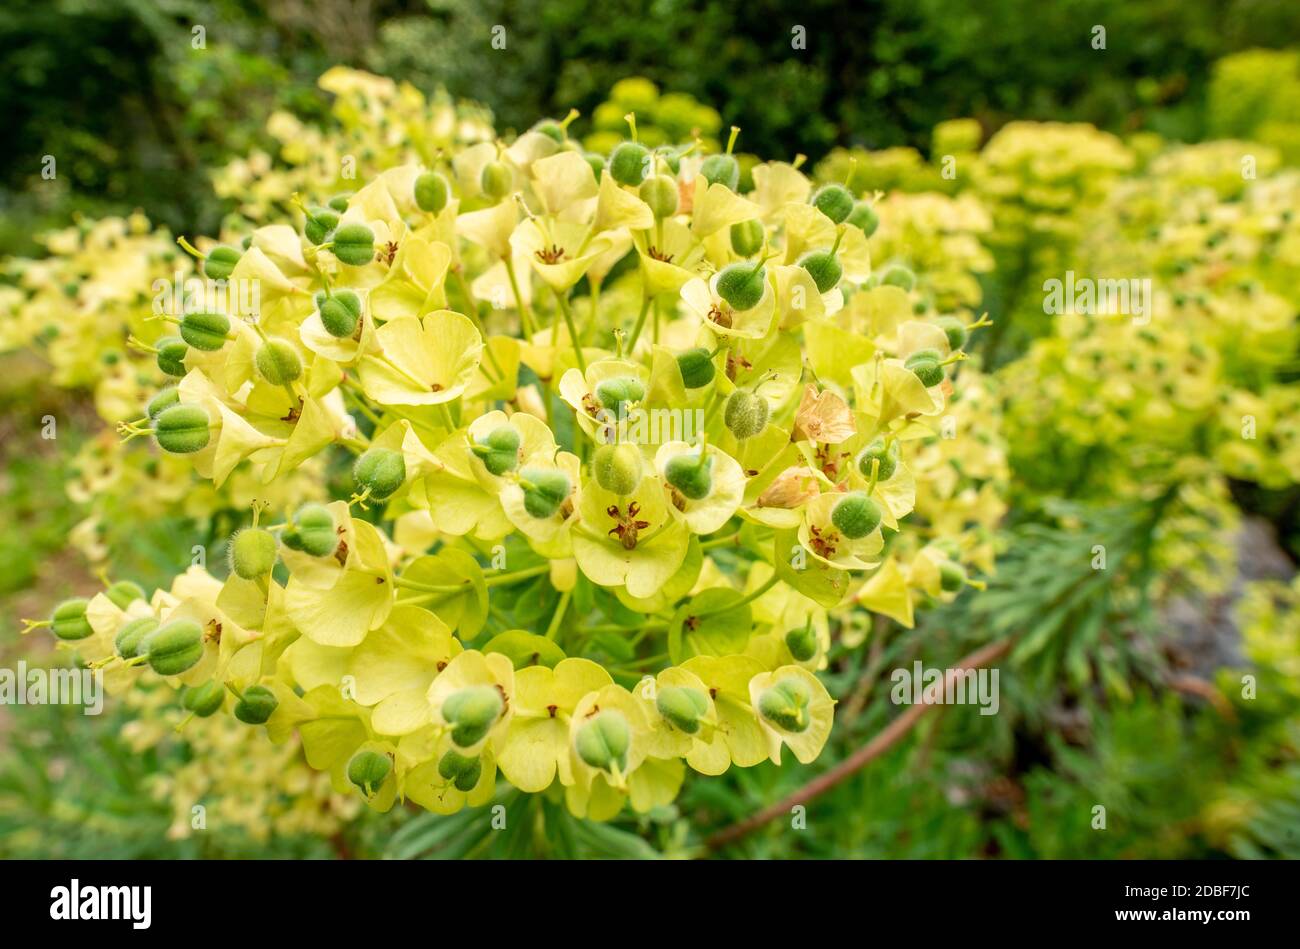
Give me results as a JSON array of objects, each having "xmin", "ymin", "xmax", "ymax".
[
  {"xmin": 831, "ymin": 492, "xmax": 882, "ymax": 539},
  {"xmin": 639, "ymin": 174, "xmax": 679, "ymax": 219},
  {"xmin": 574, "ymin": 710, "xmax": 631, "ymax": 772},
  {"xmin": 182, "ymin": 680, "xmax": 225, "ymax": 718},
  {"xmin": 156, "ymin": 336, "xmax": 189, "ymax": 377},
  {"xmin": 471, "ymin": 425, "xmax": 522, "ymax": 477},
  {"xmin": 881, "ymin": 265, "xmax": 916, "ymax": 292},
  {"xmin": 146, "ymin": 619, "xmax": 205, "ymax": 676},
  {"xmin": 798, "ymin": 250, "xmax": 843, "ymax": 294},
  {"xmin": 304, "ymin": 206, "xmax": 340, "ymax": 245},
  {"xmin": 856, "ymin": 438, "xmax": 898, "ymax": 481},
  {"xmin": 730, "ymin": 219, "xmax": 764, "ymax": 257},
  {"xmin": 442, "ymin": 685, "xmax": 504, "ymax": 748},
  {"xmin": 700, "ymin": 153, "xmax": 741, "ymax": 191},
  {"xmin": 656, "ymin": 686, "xmax": 709, "ymax": 735},
  {"xmin": 939, "ymin": 561, "xmax": 967, "ymax": 593},
  {"xmin": 413, "ymin": 171, "xmax": 451, "ymax": 213},
  {"xmin": 154, "ymin": 403, "xmax": 211, "ymax": 454},
  {"xmin": 328, "ymin": 193, "xmax": 352, "ymax": 213},
  {"xmin": 676, "ymin": 348, "xmax": 716, "ymax": 389},
  {"xmin": 115, "ymin": 616, "xmax": 159, "ymax": 658},
  {"xmin": 784, "ymin": 620, "xmax": 818, "ymax": 662},
  {"xmin": 179, "ymin": 311, "xmax": 231, "ymax": 352},
  {"xmin": 582, "ymin": 152, "xmax": 605, "ymax": 180},
  {"xmin": 723, "ymin": 389, "xmax": 769, "ymax": 440},
  {"xmin": 657, "ymin": 146, "xmax": 684, "ymax": 176},
  {"xmin": 480, "ymin": 160, "xmax": 512, "ymax": 201},
  {"xmin": 146, "ymin": 386, "xmax": 180, "ymax": 419},
  {"xmin": 531, "ymin": 119, "xmax": 567, "ymax": 144},
  {"xmin": 332, "ymin": 224, "xmax": 376, "ymax": 266},
  {"xmin": 437, "ymin": 749, "xmax": 483, "ymax": 790},
  {"xmin": 255, "ymin": 338, "xmax": 303, "ymax": 385},
  {"xmin": 319, "ymin": 290, "xmax": 362, "ymax": 338},
  {"xmin": 758, "ymin": 677, "xmax": 813, "ymax": 732},
  {"xmin": 934, "ymin": 316, "xmax": 968, "ymax": 351},
  {"xmin": 519, "ymin": 467, "xmax": 572, "ymax": 519},
  {"xmin": 229, "ymin": 527, "xmax": 277, "ymax": 580},
  {"xmin": 347, "ymin": 750, "xmax": 393, "ymax": 796},
  {"xmin": 812, "ymin": 184, "xmax": 854, "ymax": 224},
  {"xmin": 846, "ymin": 200, "xmax": 880, "ymax": 236},
  {"xmin": 609, "ymin": 142, "xmax": 651, "ymax": 186},
  {"xmin": 904, "ymin": 349, "xmax": 944, "ymax": 387},
  {"xmin": 353, "ymin": 447, "xmax": 406, "ymax": 501},
  {"xmin": 664, "ymin": 451, "xmax": 713, "ymax": 500},
  {"xmin": 50, "ymin": 598, "xmax": 93, "ymax": 641},
  {"xmin": 286, "ymin": 503, "xmax": 337, "ymax": 557},
  {"xmin": 203, "ymin": 246, "xmax": 242, "ymax": 281},
  {"xmin": 106, "ymin": 580, "xmax": 146, "ymax": 609},
  {"xmin": 592, "ymin": 443, "xmax": 643, "ymax": 496},
  {"xmin": 594, "ymin": 376, "xmax": 646, "ymax": 415},
  {"xmin": 715, "ymin": 260, "xmax": 768, "ymax": 311},
  {"xmin": 234, "ymin": 685, "xmax": 278, "ymax": 724}
]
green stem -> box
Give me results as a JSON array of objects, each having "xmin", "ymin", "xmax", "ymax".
[
  {"xmin": 627, "ymin": 294, "xmax": 653, "ymax": 351},
  {"xmin": 545, "ymin": 588, "xmax": 571, "ymax": 641},
  {"xmin": 484, "ymin": 564, "xmax": 550, "ymax": 587},
  {"xmin": 554, "ymin": 289, "xmax": 587, "ymax": 374}
]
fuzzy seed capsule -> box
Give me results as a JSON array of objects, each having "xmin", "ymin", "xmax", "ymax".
[
  {"xmin": 413, "ymin": 171, "xmax": 451, "ymax": 213},
  {"xmin": 715, "ymin": 260, "xmax": 768, "ymax": 311},
  {"xmin": 332, "ymin": 224, "xmax": 376, "ymax": 266},
  {"xmin": 480, "ymin": 161, "xmax": 513, "ymax": 201},
  {"xmin": 758, "ymin": 677, "xmax": 813, "ymax": 733},
  {"xmin": 934, "ymin": 316, "xmax": 968, "ymax": 351},
  {"xmin": 154, "ymin": 403, "xmax": 211, "ymax": 454},
  {"xmin": 203, "ymin": 246, "xmax": 242, "ymax": 281},
  {"xmin": 229, "ymin": 528, "xmax": 277, "ymax": 580},
  {"xmin": 575, "ymin": 710, "xmax": 632, "ymax": 773},
  {"xmin": 115, "ymin": 616, "xmax": 159, "ymax": 659},
  {"xmin": 676, "ymin": 348, "xmax": 717, "ymax": 389},
  {"xmin": 155, "ymin": 336, "xmax": 189, "ymax": 377},
  {"xmin": 353, "ymin": 447, "xmax": 407, "ymax": 501},
  {"xmin": 639, "ymin": 174, "xmax": 679, "ymax": 219},
  {"xmin": 784, "ymin": 622, "xmax": 818, "ymax": 662},
  {"xmin": 846, "ymin": 201, "xmax": 880, "ymax": 236},
  {"xmin": 179, "ymin": 311, "xmax": 231, "ymax": 352},
  {"xmin": 347, "ymin": 750, "xmax": 393, "ymax": 796},
  {"xmin": 811, "ymin": 184, "xmax": 854, "ymax": 224},
  {"xmin": 723, "ymin": 389, "xmax": 769, "ymax": 440},
  {"xmin": 881, "ymin": 265, "xmax": 916, "ymax": 292},
  {"xmin": 182, "ymin": 680, "xmax": 225, "ymax": 717},
  {"xmin": 283, "ymin": 503, "xmax": 337, "ymax": 557},
  {"xmin": 664, "ymin": 451, "xmax": 713, "ymax": 500},
  {"xmin": 592, "ymin": 443, "xmax": 643, "ymax": 496},
  {"xmin": 106, "ymin": 580, "xmax": 146, "ymax": 609},
  {"xmin": 437, "ymin": 749, "xmax": 482, "ymax": 791},
  {"xmin": 146, "ymin": 386, "xmax": 180, "ymax": 419},
  {"xmin": 328, "ymin": 193, "xmax": 352, "ymax": 213},
  {"xmin": 582, "ymin": 152, "xmax": 605, "ymax": 181},
  {"xmin": 904, "ymin": 349, "xmax": 944, "ymax": 387},
  {"xmin": 234, "ymin": 685, "xmax": 278, "ymax": 724},
  {"xmin": 146, "ymin": 619, "xmax": 205, "ymax": 676},
  {"xmin": 255, "ymin": 338, "xmax": 303, "ymax": 385},
  {"xmin": 520, "ymin": 467, "xmax": 572, "ymax": 519},
  {"xmin": 50, "ymin": 598, "xmax": 93, "ymax": 641},
  {"xmin": 304, "ymin": 206, "xmax": 340, "ymax": 245},
  {"xmin": 730, "ymin": 219, "xmax": 764, "ymax": 258},
  {"xmin": 700, "ymin": 153, "xmax": 741, "ymax": 191},
  {"xmin": 319, "ymin": 290, "xmax": 362, "ymax": 338},
  {"xmin": 856, "ymin": 438, "xmax": 898, "ymax": 481},
  {"xmin": 442, "ymin": 686, "xmax": 504, "ymax": 748},
  {"xmin": 656, "ymin": 686, "xmax": 709, "ymax": 735},
  {"xmin": 609, "ymin": 142, "xmax": 651, "ymax": 186},
  {"xmin": 939, "ymin": 561, "xmax": 967, "ymax": 593},
  {"xmin": 471, "ymin": 425, "xmax": 522, "ymax": 477},
  {"xmin": 594, "ymin": 376, "xmax": 646, "ymax": 416},
  {"xmin": 798, "ymin": 250, "xmax": 843, "ymax": 294},
  {"xmin": 831, "ymin": 492, "xmax": 882, "ymax": 539}
]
